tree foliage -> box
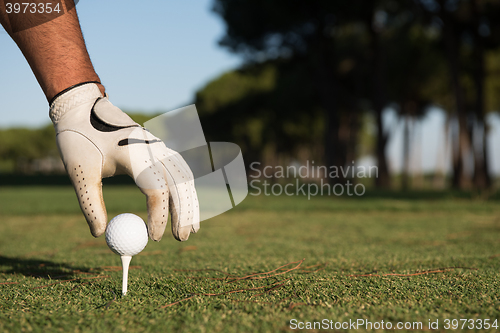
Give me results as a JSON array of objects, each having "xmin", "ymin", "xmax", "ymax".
[{"xmin": 204, "ymin": 0, "xmax": 500, "ymax": 189}]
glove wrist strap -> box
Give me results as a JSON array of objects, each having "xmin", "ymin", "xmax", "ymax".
[
  {"xmin": 49, "ymin": 81, "xmax": 102, "ymax": 105},
  {"xmin": 49, "ymin": 81, "xmax": 103, "ymax": 125}
]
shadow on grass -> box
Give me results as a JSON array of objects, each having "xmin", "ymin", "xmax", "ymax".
[{"xmin": 0, "ymin": 255, "xmax": 91, "ymax": 280}]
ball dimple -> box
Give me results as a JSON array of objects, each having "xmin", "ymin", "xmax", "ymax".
[{"xmin": 105, "ymin": 213, "xmax": 148, "ymax": 256}]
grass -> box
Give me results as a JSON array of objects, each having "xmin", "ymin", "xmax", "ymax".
[{"xmin": 0, "ymin": 186, "xmax": 499, "ymax": 332}]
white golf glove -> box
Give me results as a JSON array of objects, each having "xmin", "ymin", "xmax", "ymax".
[{"xmin": 49, "ymin": 82, "xmax": 200, "ymax": 241}]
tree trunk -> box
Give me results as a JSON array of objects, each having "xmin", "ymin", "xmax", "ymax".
[
  {"xmin": 401, "ymin": 113, "xmax": 411, "ymax": 190},
  {"xmin": 346, "ymin": 110, "xmax": 361, "ymax": 175},
  {"xmin": 309, "ymin": 33, "xmax": 347, "ymax": 185},
  {"xmin": 471, "ymin": 0, "xmax": 491, "ymax": 190},
  {"xmin": 438, "ymin": 0, "xmax": 472, "ymax": 189},
  {"xmin": 366, "ymin": 0, "xmax": 391, "ymax": 188},
  {"xmin": 374, "ymin": 104, "xmax": 390, "ymax": 188}
]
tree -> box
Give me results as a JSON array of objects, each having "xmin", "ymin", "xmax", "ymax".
[
  {"xmin": 416, "ymin": 0, "xmax": 500, "ymax": 190},
  {"xmin": 0, "ymin": 124, "xmax": 59, "ymax": 173},
  {"xmin": 384, "ymin": 7, "xmax": 446, "ymax": 189},
  {"xmin": 195, "ymin": 59, "xmax": 324, "ymax": 168},
  {"xmin": 212, "ymin": 0, "xmax": 371, "ymax": 184}
]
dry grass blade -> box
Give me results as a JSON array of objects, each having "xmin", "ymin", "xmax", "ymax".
[
  {"xmin": 201, "ymin": 281, "xmax": 286, "ymax": 297},
  {"xmin": 250, "ymin": 278, "xmax": 291, "ymax": 298},
  {"xmin": 104, "ymin": 290, "xmax": 117, "ymax": 309},
  {"xmin": 184, "ymin": 260, "xmax": 323, "ymax": 281},
  {"xmin": 161, "ymin": 260, "xmax": 310, "ymax": 308},
  {"xmin": 347, "ymin": 266, "xmax": 477, "ymax": 278},
  {"xmin": 68, "ymin": 282, "xmax": 90, "ymax": 292},
  {"xmin": 0, "ymin": 282, "xmax": 19, "ymax": 285},
  {"xmin": 298, "ymin": 263, "xmax": 328, "ymax": 273},
  {"xmin": 301, "ymin": 263, "xmax": 323, "ymax": 269},
  {"xmin": 161, "ymin": 280, "xmax": 287, "ymax": 308},
  {"xmin": 226, "ymin": 258, "xmax": 305, "ymax": 283},
  {"xmin": 161, "ymin": 295, "xmax": 196, "ymax": 308},
  {"xmin": 71, "ymin": 270, "xmax": 95, "ymax": 275}
]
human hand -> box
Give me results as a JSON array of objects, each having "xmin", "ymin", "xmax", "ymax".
[{"xmin": 49, "ymin": 83, "xmax": 200, "ymax": 241}]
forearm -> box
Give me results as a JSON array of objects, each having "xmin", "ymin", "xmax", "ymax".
[{"xmin": 0, "ymin": 0, "xmax": 105, "ymax": 102}]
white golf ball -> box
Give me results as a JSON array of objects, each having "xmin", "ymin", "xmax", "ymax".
[{"xmin": 105, "ymin": 213, "xmax": 148, "ymax": 256}]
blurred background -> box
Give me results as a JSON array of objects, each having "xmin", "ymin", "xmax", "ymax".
[{"xmin": 1, "ymin": 0, "xmax": 500, "ymax": 192}]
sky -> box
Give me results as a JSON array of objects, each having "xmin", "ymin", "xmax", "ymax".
[
  {"xmin": 0, "ymin": 0, "xmax": 241, "ymax": 127},
  {"xmin": 0, "ymin": 0, "xmax": 499, "ymax": 175}
]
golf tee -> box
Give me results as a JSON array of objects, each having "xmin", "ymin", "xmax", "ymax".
[{"xmin": 121, "ymin": 255, "xmax": 132, "ymax": 296}]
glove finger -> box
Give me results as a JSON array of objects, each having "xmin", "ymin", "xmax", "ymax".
[
  {"xmin": 57, "ymin": 131, "xmax": 107, "ymax": 237},
  {"xmin": 160, "ymin": 149, "xmax": 199, "ymax": 241},
  {"xmin": 133, "ymin": 161, "xmax": 170, "ymax": 241},
  {"xmin": 124, "ymin": 128, "xmax": 199, "ymax": 241},
  {"xmin": 125, "ymin": 128, "xmax": 170, "ymax": 241},
  {"xmin": 164, "ymin": 150, "xmax": 200, "ymax": 234}
]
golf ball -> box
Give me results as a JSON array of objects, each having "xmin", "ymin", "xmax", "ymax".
[{"xmin": 105, "ymin": 213, "xmax": 148, "ymax": 256}]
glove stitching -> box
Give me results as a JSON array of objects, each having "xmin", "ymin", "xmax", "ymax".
[
  {"xmin": 58, "ymin": 129, "xmax": 106, "ymax": 171},
  {"xmin": 90, "ymin": 99, "xmax": 140, "ymax": 132},
  {"xmin": 50, "ymin": 84, "xmax": 102, "ymax": 124}
]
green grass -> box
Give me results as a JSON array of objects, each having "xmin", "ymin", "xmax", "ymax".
[{"xmin": 0, "ymin": 186, "xmax": 499, "ymax": 332}]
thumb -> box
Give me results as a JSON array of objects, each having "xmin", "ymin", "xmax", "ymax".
[{"xmin": 57, "ymin": 131, "xmax": 107, "ymax": 237}]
